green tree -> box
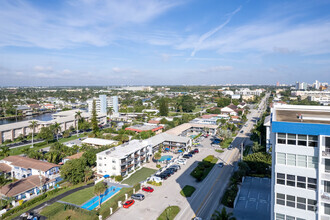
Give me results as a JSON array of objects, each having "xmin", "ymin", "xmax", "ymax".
[
  {"xmin": 75, "ymin": 111, "xmax": 82, "ymax": 137},
  {"xmin": 63, "ymin": 130, "xmax": 70, "ymax": 138},
  {"xmin": 217, "ymin": 97, "xmax": 231, "ymax": 108},
  {"xmin": 91, "ymin": 100, "xmax": 99, "ymax": 133},
  {"xmin": 159, "ymin": 98, "xmax": 169, "ymax": 116},
  {"xmin": 29, "ymin": 120, "xmax": 38, "ymax": 148},
  {"xmin": 178, "ymin": 96, "xmax": 196, "ymax": 112},
  {"xmin": 107, "ymin": 106, "xmax": 113, "ymax": 125},
  {"xmin": 94, "ymin": 182, "xmax": 107, "ymax": 208},
  {"xmin": 37, "ymin": 127, "xmax": 54, "ymax": 144},
  {"xmin": 60, "ymin": 159, "xmax": 86, "ymax": 184},
  {"xmin": 53, "ymin": 122, "xmax": 61, "ymax": 141},
  {"xmin": 0, "ymin": 146, "xmax": 10, "ymax": 157},
  {"xmin": 45, "ymin": 150, "xmax": 62, "ymax": 164},
  {"xmin": 84, "ymin": 167, "xmax": 93, "ymax": 183},
  {"xmin": 212, "ymin": 207, "xmax": 236, "ymax": 220}
]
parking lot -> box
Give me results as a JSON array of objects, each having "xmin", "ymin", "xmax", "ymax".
[{"xmin": 234, "ymin": 176, "xmax": 271, "ymax": 220}]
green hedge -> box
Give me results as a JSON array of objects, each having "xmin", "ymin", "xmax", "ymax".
[
  {"xmin": 2, "ymin": 188, "xmax": 63, "ymax": 219},
  {"xmin": 191, "ymin": 155, "xmax": 218, "ymax": 181}
]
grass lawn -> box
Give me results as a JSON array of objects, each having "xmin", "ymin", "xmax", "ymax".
[
  {"xmin": 180, "ymin": 185, "xmax": 196, "ymax": 197},
  {"xmin": 61, "ymin": 186, "xmax": 95, "ymax": 205},
  {"xmin": 221, "ymin": 138, "xmax": 233, "ymax": 149},
  {"xmin": 41, "ymin": 203, "xmax": 98, "ymax": 220},
  {"xmin": 215, "ymin": 149, "xmax": 224, "ymax": 153},
  {"xmin": 122, "ymin": 167, "xmax": 157, "ymax": 185},
  {"xmin": 157, "ymin": 206, "xmax": 180, "ymax": 220}
]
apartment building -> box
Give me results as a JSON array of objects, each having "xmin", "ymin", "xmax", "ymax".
[
  {"xmin": 96, "ymin": 133, "xmax": 191, "ymax": 176},
  {"xmin": 268, "ymin": 104, "xmax": 330, "ymax": 220},
  {"xmin": 87, "ymin": 95, "xmax": 119, "ymax": 114}
]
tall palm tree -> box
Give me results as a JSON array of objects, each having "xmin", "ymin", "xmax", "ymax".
[
  {"xmin": 29, "ymin": 120, "xmax": 38, "ymax": 148},
  {"xmin": 75, "ymin": 111, "xmax": 82, "ymax": 137},
  {"xmin": 94, "ymin": 182, "xmax": 107, "ymax": 208},
  {"xmin": 107, "ymin": 106, "xmax": 113, "ymax": 126},
  {"xmin": 53, "ymin": 122, "xmax": 61, "ymax": 141},
  {"xmin": 0, "ymin": 146, "xmax": 10, "ymax": 157}
]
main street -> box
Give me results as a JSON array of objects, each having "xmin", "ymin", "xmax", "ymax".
[{"xmin": 109, "ymin": 94, "xmax": 269, "ymax": 220}]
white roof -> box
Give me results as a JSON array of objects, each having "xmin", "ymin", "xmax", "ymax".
[
  {"xmin": 165, "ymin": 123, "xmax": 218, "ymax": 136},
  {"xmin": 82, "ymin": 138, "xmax": 118, "ymax": 146}
]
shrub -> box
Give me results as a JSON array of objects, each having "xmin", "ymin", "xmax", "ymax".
[
  {"xmin": 147, "ymin": 181, "xmax": 162, "ymax": 186},
  {"xmin": 115, "ymin": 175, "xmax": 123, "ymax": 182}
]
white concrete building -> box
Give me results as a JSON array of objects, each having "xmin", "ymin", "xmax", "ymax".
[
  {"xmin": 87, "ymin": 95, "xmax": 119, "ymax": 114},
  {"xmin": 96, "ymin": 133, "xmax": 191, "ymax": 176},
  {"xmin": 268, "ymin": 104, "xmax": 330, "ymax": 220}
]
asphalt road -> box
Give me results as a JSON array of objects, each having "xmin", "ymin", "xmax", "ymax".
[{"xmin": 108, "ymin": 94, "xmax": 269, "ymax": 220}]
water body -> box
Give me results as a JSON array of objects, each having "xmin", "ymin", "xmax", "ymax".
[{"xmin": 0, "ymin": 112, "xmax": 55, "ymax": 125}]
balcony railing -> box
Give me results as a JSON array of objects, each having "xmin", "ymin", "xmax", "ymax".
[
  {"xmin": 134, "ymin": 154, "xmax": 139, "ymax": 158},
  {"xmin": 140, "ymin": 156, "xmax": 146, "ymax": 161},
  {"xmin": 121, "ymin": 167, "xmax": 127, "ymax": 172},
  {"xmin": 140, "ymin": 151, "xmax": 145, "ymax": 155},
  {"xmin": 127, "ymin": 164, "xmax": 134, "ymax": 168},
  {"xmin": 323, "ymin": 149, "xmax": 330, "ymax": 157},
  {"xmin": 322, "ymin": 191, "xmax": 330, "ymax": 201},
  {"xmin": 127, "ymin": 157, "xmax": 133, "ymax": 162}
]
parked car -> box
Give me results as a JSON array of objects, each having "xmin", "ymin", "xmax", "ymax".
[
  {"xmin": 183, "ymin": 154, "xmax": 191, "ymax": 159},
  {"xmin": 189, "ymin": 150, "xmax": 196, "ymax": 155},
  {"xmin": 156, "ymin": 173, "xmax": 168, "ymax": 180},
  {"xmin": 142, "ymin": 186, "xmax": 154, "ymax": 193},
  {"xmin": 166, "ymin": 167, "xmax": 177, "ymax": 173},
  {"xmin": 123, "ymin": 200, "xmax": 135, "ymax": 208},
  {"xmin": 194, "ymin": 148, "xmax": 199, "ymax": 153},
  {"xmin": 240, "ymin": 130, "xmax": 244, "ymax": 133},
  {"xmin": 228, "ymin": 144, "xmax": 233, "ymax": 150},
  {"xmin": 170, "ymin": 164, "xmax": 181, "ymax": 170},
  {"xmin": 131, "ymin": 194, "xmax": 145, "ymax": 201},
  {"xmin": 177, "ymin": 159, "xmax": 186, "ymax": 165}
]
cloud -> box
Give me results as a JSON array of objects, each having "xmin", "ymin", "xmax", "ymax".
[
  {"xmin": 0, "ymin": 0, "xmax": 182, "ymax": 49},
  {"xmin": 189, "ymin": 6, "xmax": 242, "ymax": 57},
  {"xmin": 34, "ymin": 65, "xmax": 53, "ymax": 71}
]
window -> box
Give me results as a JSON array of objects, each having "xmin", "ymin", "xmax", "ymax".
[
  {"xmin": 325, "ymin": 203, "xmax": 330, "ymax": 215},
  {"xmin": 297, "ymin": 155, "xmax": 307, "ymax": 167},
  {"xmin": 286, "ymin": 216, "xmax": 295, "ymax": 220},
  {"xmin": 308, "ymin": 156, "xmax": 318, "ymax": 169},
  {"xmin": 287, "ymin": 154, "xmax": 296, "ymax": 166},
  {"xmin": 277, "ymin": 193, "xmax": 285, "ymax": 205},
  {"xmin": 277, "ymin": 173, "xmax": 285, "ymax": 185},
  {"xmin": 287, "ymin": 174, "xmax": 295, "ymax": 187},
  {"xmin": 325, "ymin": 181, "xmax": 330, "ymax": 193},
  {"xmin": 326, "ymin": 137, "xmax": 330, "ymax": 147},
  {"xmin": 296, "ymin": 218, "xmax": 306, "ymax": 220},
  {"xmin": 297, "ymin": 197, "xmax": 306, "ymax": 210},
  {"xmin": 307, "ymin": 199, "xmax": 317, "ymax": 211},
  {"xmin": 112, "ymin": 160, "xmax": 116, "ymax": 163},
  {"xmin": 297, "ymin": 176, "xmax": 306, "ymax": 188},
  {"xmin": 287, "ymin": 134, "xmax": 296, "ymax": 145},
  {"xmin": 308, "ymin": 135, "xmax": 318, "ymax": 147},
  {"xmin": 277, "ymin": 133, "xmax": 286, "ymax": 144},
  {"xmin": 308, "ymin": 178, "xmax": 317, "ymax": 190},
  {"xmin": 98, "ymin": 163, "xmax": 102, "ymax": 166},
  {"xmin": 298, "ymin": 135, "xmax": 307, "ymax": 146},
  {"xmin": 98, "ymin": 157, "xmax": 102, "ymax": 160},
  {"xmin": 99, "ymin": 170, "xmax": 103, "ymax": 173},
  {"xmin": 112, "ymin": 166, "xmax": 116, "ymax": 170},
  {"xmin": 104, "ymin": 163, "xmax": 106, "ymax": 166},
  {"xmin": 276, "ymin": 213, "xmax": 285, "ymax": 220},
  {"xmin": 325, "ymin": 159, "xmax": 330, "ymax": 173},
  {"xmin": 286, "ymin": 195, "xmax": 295, "ymax": 207},
  {"xmin": 277, "ymin": 153, "xmax": 286, "ymax": 165}
]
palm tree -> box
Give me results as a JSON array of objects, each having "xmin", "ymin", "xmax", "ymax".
[
  {"xmin": 94, "ymin": 182, "xmax": 107, "ymax": 208},
  {"xmin": 53, "ymin": 122, "xmax": 61, "ymax": 141},
  {"xmin": 211, "ymin": 207, "xmax": 236, "ymax": 220},
  {"xmin": 75, "ymin": 111, "xmax": 82, "ymax": 137},
  {"xmin": 107, "ymin": 107, "xmax": 113, "ymax": 125},
  {"xmin": 0, "ymin": 146, "xmax": 10, "ymax": 157},
  {"xmin": 84, "ymin": 167, "xmax": 93, "ymax": 183},
  {"xmin": 29, "ymin": 120, "xmax": 38, "ymax": 148}
]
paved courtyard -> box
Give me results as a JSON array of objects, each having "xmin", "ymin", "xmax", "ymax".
[{"xmin": 234, "ymin": 176, "xmax": 271, "ymax": 220}]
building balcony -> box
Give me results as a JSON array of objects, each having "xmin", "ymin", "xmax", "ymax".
[
  {"xmin": 134, "ymin": 154, "xmax": 139, "ymax": 158},
  {"xmin": 127, "ymin": 164, "xmax": 134, "ymax": 168},
  {"xmin": 323, "ymin": 149, "xmax": 330, "ymax": 157},
  {"xmin": 121, "ymin": 167, "xmax": 127, "ymax": 172},
  {"xmin": 321, "ymin": 191, "xmax": 330, "ymax": 202},
  {"xmin": 140, "ymin": 151, "xmax": 145, "ymax": 155},
  {"xmin": 126, "ymin": 157, "xmax": 133, "ymax": 162},
  {"xmin": 121, "ymin": 162, "xmax": 127, "ymax": 166},
  {"xmin": 140, "ymin": 156, "xmax": 146, "ymax": 161},
  {"xmin": 48, "ymin": 173, "xmax": 61, "ymax": 180}
]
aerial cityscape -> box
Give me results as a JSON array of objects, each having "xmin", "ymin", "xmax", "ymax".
[{"xmin": 1, "ymin": 1, "xmax": 330, "ymax": 220}]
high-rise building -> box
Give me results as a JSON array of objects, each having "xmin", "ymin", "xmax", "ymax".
[
  {"xmin": 266, "ymin": 104, "xmax": 330, "ymax": 220},
  {"xmin": 87, "ymin": 95, "xmax": 119, "ymax": 114},
  {"xmin": 276, "ymin": 81, "xmax": 280, "ymax": 87}
]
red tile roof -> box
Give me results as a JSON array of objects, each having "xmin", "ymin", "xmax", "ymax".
[{"xmin": 3, "ymin": 156, "xmax": 59, "ymax": 172}]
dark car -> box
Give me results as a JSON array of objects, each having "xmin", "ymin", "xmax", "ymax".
[
  {"xmin": 194, "ymin": 148, "xmax": 199, "ymax": 153},
  {"xmin": 164, "ymin": 169, "xmax": 175, "ymax": 175},
  {"xmin": 169, "ymin": 165, "xmax": 180, "ymax": 171},
  {"xmin": 183, "ymin": 154, "xmax": 191, "ymax": 159},
  {"xmin": 131, "ymin": 193, "xmax": 145, "ymax": 201},
  {"xmin": 189, "ymin": 150, "xmax": 196, "ymax": 155},
  {"xmin": 166, "ymin": 167, "xmax": 177, "ymax": 173},
  {"xmin": 157, "ymin": 173, "xmax": 168, "ymax": 180},
  {"xmin": 187, "ymin": 153, "xmax": 193, "ymax": 157}
]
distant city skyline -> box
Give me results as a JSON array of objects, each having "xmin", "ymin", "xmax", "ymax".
[{"xmin": 1, "ymin": 0, "xmax": 330, "ymax": 86}]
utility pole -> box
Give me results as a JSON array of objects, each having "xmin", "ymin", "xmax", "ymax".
[{"xmin": 240, "ymin": 142, "xmax": 244, "ymax": 161}]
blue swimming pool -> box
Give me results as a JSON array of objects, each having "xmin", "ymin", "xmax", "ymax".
[
  {"xmin": 159, "ymin": 155, "xmax": 173, "ymax": 162},
  {"xmin": 81, "ymin": 186, "xmax": 121, "ymax": 210}
]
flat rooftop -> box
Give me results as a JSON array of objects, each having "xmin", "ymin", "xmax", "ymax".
[{"xmin": 274, "ymin": 104, "xmax": 330, "ymax": 125}]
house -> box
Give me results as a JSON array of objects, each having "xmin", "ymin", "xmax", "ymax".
[
  {"xmin": 43, "ymin": 103, "xmax": 55, "ymax": 110},
  {"xmin": 0, "ymin": 175, "xmax": 56, "ymax": 200},
  {"xmin": 82, "ymin": 138, "xmax": 118, "ymax": 147},
  {"xmin": 221, "ymin": 104, "xmax": 244, "ymax": 116},
  {"xmin": 0, "ymin": 156, "xmax": 60, "ymax": 180},
  {"xmin": 62, "ymin": 152, "xmax": 84, "ymax": 164},
  {"xmin": 237, "ymin": 102, "xmax": 247, "ymax": 109},
  {"xmin": 125, "ymin": 124, "xmax": 164, "ymax": 134}
]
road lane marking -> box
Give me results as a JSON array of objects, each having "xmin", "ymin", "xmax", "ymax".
[{"xmin": 194, "ymin": 148, "xmax": 239, "ymax": 217}]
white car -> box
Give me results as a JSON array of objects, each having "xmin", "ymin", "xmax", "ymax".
[{"xmin": 177, "ymin": 159, "xmax": 187, "ymax": 165}]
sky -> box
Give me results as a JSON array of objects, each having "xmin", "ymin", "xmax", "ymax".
[{"xmin": 1, "ymin": 0, "xmax": 330, "ymax": 86}]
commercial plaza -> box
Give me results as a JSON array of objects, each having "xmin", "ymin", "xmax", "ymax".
[{"xmin": 267, "ymin": 104, "xmax": 330, "ymax": 220}]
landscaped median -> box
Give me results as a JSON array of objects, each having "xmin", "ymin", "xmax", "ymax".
[
  {"xmin": 180, "ymin": 185, "xmax": 196, "ymax": 197},
  {"xmin": 190, "ymin": 155, "xmax": 218, "ymax": 181},
  {"xmin": 157, "ymin": 206, "xmax": 180, "ymax": 220},
  {"xmin": 221, "ymin": 138, "xmax": 233, "ymax": 149}
]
